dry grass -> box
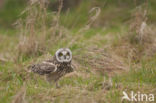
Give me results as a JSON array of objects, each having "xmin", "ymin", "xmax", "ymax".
[
  {"xmin": 112, "ymin": 6, "xmax": 156, "ymax": 63},
  {"xmin": 15, "ymin": 0, "xmax": 66, "ymax": 61},
  {"xmin": 71, "ymin": 5, "xmax": 156, "ymax": 78},
  {"xmin": 74, "ymin": 46, "xmax": 129, "ymax": 77},
  {"xmin": 11, "ymin": 85, "xmax": 27, "ymax": 103},
  {"xmin": 68, "ymin": 7, "xmax": 101, "ymax": 47},
  {"xmin": 16, "ymin": 0, "xmax": 47, "ymax": 60}
]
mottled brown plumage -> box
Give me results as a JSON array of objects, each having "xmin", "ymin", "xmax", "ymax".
[{"xmin": 28, "ymin": 48, "xmax": 74, "ymax": 87}]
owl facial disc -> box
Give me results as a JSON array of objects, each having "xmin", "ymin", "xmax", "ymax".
[{"xmin": 55, "ymin": 48, "xmax": 72, "ymax": 63}]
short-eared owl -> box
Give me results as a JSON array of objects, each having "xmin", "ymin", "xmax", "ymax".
[{"xmin": 28, "ymin": 48, "xmax": 74, "ymax": 87}]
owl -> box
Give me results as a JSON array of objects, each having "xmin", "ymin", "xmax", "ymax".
[{"xmin": 28, "ymin": 48, "xmax": 74, "ymax": 87}]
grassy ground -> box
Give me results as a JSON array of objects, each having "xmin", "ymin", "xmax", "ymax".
[{"xmin": 0, "ymin": 0, "xmax": 156, "ymax": 103}]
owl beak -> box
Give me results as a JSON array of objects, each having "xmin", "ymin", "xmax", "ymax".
[{"xmin": 64, "ymin": 55, "xmax": 66, "ymax": 59}]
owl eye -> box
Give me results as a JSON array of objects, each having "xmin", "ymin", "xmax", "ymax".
[
  {"xmin": 59, "ymin": 53, "xmax": 63, "ymax": 57},
  {"xmin": 67, "ymin": 52, "xmax": 70, "ymax": 56}
]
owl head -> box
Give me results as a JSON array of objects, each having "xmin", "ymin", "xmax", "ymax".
[{"xmin": 55, "ymin": 48, "xmax": 72, "ymax": 63}]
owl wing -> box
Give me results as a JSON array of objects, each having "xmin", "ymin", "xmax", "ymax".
[{"xmin": 28, "ymin": 61, "xmax": 57, "ymax": 75}]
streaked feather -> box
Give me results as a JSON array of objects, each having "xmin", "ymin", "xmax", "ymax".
[{"xmin": 28, "ymin": 61, "xmax": 57, "ymax": 75}]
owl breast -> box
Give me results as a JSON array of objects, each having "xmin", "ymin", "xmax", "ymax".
[{"xmin": 57, "ymin": 63, "xmax": 70, "ymax": 74}]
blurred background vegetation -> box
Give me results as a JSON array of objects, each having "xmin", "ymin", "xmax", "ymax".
[{"xmin": 0, "ymin": 0, "xmax": 156, "ymax": 30}]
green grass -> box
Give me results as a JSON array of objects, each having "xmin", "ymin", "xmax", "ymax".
[
  {"xmin": 1, "ymin": 27, "xmax": 155, "ymax": 103},
  {"xmin": 113, "ymin": 58, "xmax": 156, "ymax": 84}
]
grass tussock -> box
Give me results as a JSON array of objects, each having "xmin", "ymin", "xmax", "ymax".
[
  {"xmin": 16, "ymin": 0, "xmax": 48, "ymax": 60},
  {"xmin": 16, "ymin": 0, "xmax": 66, "ymax": 61},
  {"xmin": 113, "ymin": 6, "xmax": 156, "ymax": 63},
  {"xmin": 75, "ymin": 46, "xmax": 128, "ymax": 77},
  {"xmin": 11, "ymin": 85, "xmax": 27, "ymax": 103}
]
